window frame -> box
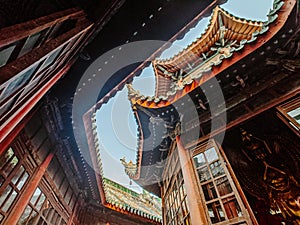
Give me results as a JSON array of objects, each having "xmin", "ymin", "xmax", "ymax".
[
  {"xmin": 276, "ymin": 96, "xmax": 300, "ymax": 137},
  {"xmin": 0, "ymin": 146, "xmax": 31, "ymax": 221},
  {"xmin": 191, "ymin": 140, "xmax": 251, "ymax": 225},
  {"xmin": 162, "ymin": 146, "xmax": 191, "ymax": 225}
]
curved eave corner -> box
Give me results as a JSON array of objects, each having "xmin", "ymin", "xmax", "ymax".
[
  {"xmin": 127, "ymin": 0, "xmax": 291, "ymax": 109},
  {"xmin": 120, "ymin": 84, "xmax": 145, "ymax": 180},
  {"xmin": 88, "ymin": 112, "xmax": 162, "ymax": 223},
  {"xmin": 152, "ymin": 4, "xmax": 265, "ymax": 76},
  {"xmin": 88, "ymin": 112, "xmax": 107, "ymax": 203}
]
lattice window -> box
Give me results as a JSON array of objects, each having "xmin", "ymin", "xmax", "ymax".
[
  {"xmin": 163, "ymin": 148, "xmax": 191, "ymax": 225},
  {"xmin": 193, "ymin": 141, "xmax": 251, "ymax": 225},
  {"xmin": 277, "ymin": 96, "xmax": 300, "ymax": 137},
  {"xmin": 18, "ymin": 187, "xmax": 68, "ymax": 225},
  {"xmin": 46, "ymin": 156, "xmax": 75, "ymax": 208},
  {"xmin": 0, "ymin": 147, "xmax": 30, "ymax": 223}
]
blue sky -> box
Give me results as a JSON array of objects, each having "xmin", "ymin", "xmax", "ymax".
[{"xmin": 96, "ymin": 0, "xmax": 274, "ymax": 193}]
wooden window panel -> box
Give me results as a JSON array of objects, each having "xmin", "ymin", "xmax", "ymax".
[
  {"xmin": 221, "ymin": 197, "xmax": 242, "ymax": 219},
  {"xmin": 36, "ymin": 193, "xmax": 46, "ymax": 211},
  {"xmin": 33, "ymin": 28, "xmax": 51, "ymax": 48},
  {"xmin": 1, "ymin": 187, "xmax": 17, "ymax": 213},
  {"xmin": 11, "ymin": 165, "xmax": 25, "ymax": 185},
  {"xmin": 0, "ymin": 95, "xmax": 20, "ymax": 118},
  {"xmin": 0, "ymin": 147, "xmax": 30, "ymax": 222},
  {"xmin": 0, "ymin": 62, "xmax": 39, "ymax": 102},
  {"xmin": 192, "ymin": 141, "xmax": 251, "ymax": 224},
  {"xmin": 0, "ymin": 185, "xmax": 12, "ymax": 207},
  {"xmin": 207, "ymin": 201, "xmax": 225, "ymax": 223},
  {"xmin": 0, "ymin": 147, "xmax": 14, "ymax": 170},
  {"xmin": 59, "ymin": 177, "xmax": 68, "ymax": 197},
  {"xmin": 28, "ymin": 210, "xmax": 38, "ymax": 224},
  {"xmin": 18, "ymin": 32, "xmax": 42, "ymax": 58},
  {"xmin": 277, "ymin": 96, "xmax": 300, "ymax": 137},
  {"xmin": 163, "ymin": 148, "xmax": 191, "ymax": 225},
  {"xmin": 47, "ymin": 158, "xmax": 59, "ymax": 180},
  {"xmin": 15, "ymin": 177, "xmax": 63, "ymax": 224},
  {"xmin": 0, "ymin": 44, "xmax": 16, "ymax": 67},
  {"xmin": 37, "ymin": 44, "xmax": 65, "ymax": 73},
  {"xmin": 30, "ymin": 188, "xmax": 42, "ymax": 206},
  {"xmin": 61, "ymin": 219, "xmax": 67, "ymax": 225},
  {"xmin": 13, "ymin": 166, "xmax": 29, "ymax": 191},
  {"xmin": 51, "ymin": 211, "xmax": 58, "ymax": 224},
  {"xmin": 215, "ymin": 177, "xmax": 232, "ymax": 197},
  {"xmin": 39, "ymin": 26, "xmax": 54, "ymax": 46},
  {"xmin": 47, "ymin": 22, "xmax": 64, "ymax": 40},
  {"xmin": 55, "ymin": 214, "xmax": 62, "ymax": 224},
  {"xmin": 45, "ymin": 208, "xmax": 55, "ymax": 222},
  {"xmin": 64, "ymin": 187, "xmax": 72, "ymax": 205},
  {"xmin": 54, "ymin": 172, "xmax": 64, "ymax": 190},
  {"xmin": 18, "ymin": 205, "xmax": 33, "ymax": 225},
  {"xmin": 69, "ymin": 194, "xmax": 76, "ymax": 210},
  {"xmin": 2, "ymin": 155, "xmax": 18, "ymax": 177}
]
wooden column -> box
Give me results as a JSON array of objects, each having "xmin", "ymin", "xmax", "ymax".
[
  {"xmin": 176, "ymin": 135, "xmax": 208, "ymax": 225},
  {"xmin": 5, "ymin": 152, "xmax": 54, "ymax": 225},
  {"xmin": 67, "ymin": 195, "xmax": 80, "ymax": 225}
]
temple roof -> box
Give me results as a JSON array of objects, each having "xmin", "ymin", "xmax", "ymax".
[
  {"xmin": 121, "ymin": 0, "xmax": 298, "ymax": 193},
  {"xmin": 84, "ymin": 112, "xmax": 162, "ymax": 223},
  {"xmin": 153, "ymin": 5, "xmax": 264, "ymax": 97},
  {"xmin": 103, "ymin": 178, "xmax": 162, "ymax": 222},
  {"xmin": 128, "ymin": 0, "xmax": 286, "ymax": 108}
]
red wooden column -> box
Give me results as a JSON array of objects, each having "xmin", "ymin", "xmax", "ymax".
[
  {"xmin": 176, "ymin": 134, "xmax": 208, "ymax": 225},
  {"xmin": 5, "ymin": 152, "xmax": 54, "ymax": 225}
]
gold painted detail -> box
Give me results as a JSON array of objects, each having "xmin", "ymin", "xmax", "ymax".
[
  {"xmin": 120, "ymin": 157, "xmax": 137, "ymax": 177},
  {"xmin": 240, "ymin": 130, "xmax": 300, "ymax": 224}
]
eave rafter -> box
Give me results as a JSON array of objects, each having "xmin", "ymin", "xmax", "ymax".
[
  {"xmin": 130, "ymin": 0, "xmax": 291, "ymax": 109},
  {"xmin": 83, "ymin": 111, "xmax": 162, "ymax": 223},
  {"xmin": 152, "ymin": 5, "xmax": 264, "ymax": 81},
  {"xmin": 122, "ymin": 0, "xmax": 296, "ymax": 182}
]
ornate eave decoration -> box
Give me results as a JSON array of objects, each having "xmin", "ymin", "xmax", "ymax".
[
  {"xmin": 153, "ymin": 6, "xmax": 263, "ymax": 77},
  {"xmin": 103, "ymin": 178, "xmax": 162, "ymax": 222},
  {"xmin": 120, "ymin": 157, "xmax": 138, "ymax": 177},
  {"xmin": 122, "ymin": 0, "xmax": 296, "ymax": 182},
  {"xmin": 88, "ymin": 113, "xmax": 162, "ymax": 223},
  {"xmin": 126, "ymin": 0, "xmax": 288, "ymax": 109}
]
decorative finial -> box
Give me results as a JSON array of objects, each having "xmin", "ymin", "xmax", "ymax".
[{"xmin": 120, "ymin": 157, "xmax": 137, "ymax": 177}]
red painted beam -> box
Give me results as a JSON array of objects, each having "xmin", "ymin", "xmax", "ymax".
[{"xmin": 0, "ymin": 64, "xmax": 71, "ymax": 154}]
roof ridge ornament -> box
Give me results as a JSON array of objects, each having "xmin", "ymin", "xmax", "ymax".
[{"xmin": 120, "ymin": 157, "xmax": 138, "ymax": 177}]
